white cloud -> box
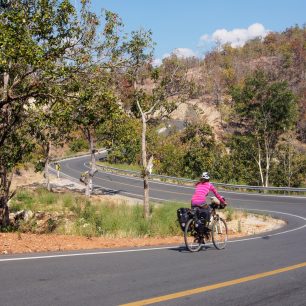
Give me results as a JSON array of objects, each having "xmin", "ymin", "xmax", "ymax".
[
  {"xmin": 152, "ymin": 58, "xmax": 162, "ymax": 67},
  {"xmin": 200, "ymin": 23, "xmax": 270, "ymax": 48},
  {"xmin": 172, "ymin": 48, "xmax": 196, "ymax": 58},
  {"xmin": 153, "ymin": 48, "xmax": 196, "ymax": 67}
]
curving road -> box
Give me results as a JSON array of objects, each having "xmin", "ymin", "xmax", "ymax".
[{"xmin": 1, "ymin": 154, "xmax": 306, "ymax": 306}]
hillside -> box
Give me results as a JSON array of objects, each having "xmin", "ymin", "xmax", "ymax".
[{"xmin": 166, "ymin": 26, "xmax": 306, "ymax": 144}]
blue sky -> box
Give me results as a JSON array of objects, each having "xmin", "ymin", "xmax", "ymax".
[{"xmin": 89, "ymin": 0, "xmax": 305, "ymax": 62}]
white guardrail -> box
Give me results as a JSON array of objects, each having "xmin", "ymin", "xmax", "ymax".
[{"xmin": 96, "ymin": 164, "xmax": 306, "ymax": 194}]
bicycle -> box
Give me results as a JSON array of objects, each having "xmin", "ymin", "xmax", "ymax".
[{"xmin": 184, "ymin": 203, "xmax": 228, "ymax": 252}]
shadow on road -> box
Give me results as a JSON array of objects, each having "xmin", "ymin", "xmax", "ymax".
[
  {"xmin": 169, "ymin": 245, "xmax": 214, "ymax": 253},
  {"xmin": 262, "ymin": 235, "xmax": 271, "ymax": 239}
]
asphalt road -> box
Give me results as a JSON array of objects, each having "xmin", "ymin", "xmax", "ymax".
[{"xmin": 1, "ymin": 154, "xmax": 306, "ymax": 306}]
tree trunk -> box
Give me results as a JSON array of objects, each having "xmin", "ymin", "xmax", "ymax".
[
  {"xmin": 44, "ymin": 141, "xmax": 51, "ymax": 191},
  {"xmin": 0, "ymin": 195, "xmax": 10, "ymax": 228},
  {"xmin": 141, "ymin": 112, "xmax": 150, "ymax": 219},
  {"xmin": 264, "ymin": 137, "xmax": 271, "ymax": 188},
  {"xmin": 256, "ymin": 141, "xmax": 265, "ymax": 187},
  {"xmin": 265, "ymin": 161, "xmax": 270, "ymax": 188},
  {"xmin": 143, "ymin": 172, "xmax": 149, "ymax": 218},
  {"xmin": 0, "ymin": 168, "xmax": 12, "ymax": 227},
  {"xmin": 0, "ymin": 194, "xmax": 10, "ymax": 228},
  {"xmin": 264, "ymin": 168, "xmax": 269, "ymax": 188},
  {"xmin": 85, "ymin": 129, "xmax": 96, "ymax": 197},
  {"xmin": 0, "ymin": 67, "xmax": 11, "ymax": 226}
]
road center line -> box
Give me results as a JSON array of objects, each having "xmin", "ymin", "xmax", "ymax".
[{"xmin": 120, "ymin": 261, "xmax": 306, "ymax": 306}]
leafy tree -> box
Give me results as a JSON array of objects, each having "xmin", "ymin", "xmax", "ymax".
[
  {"xmin": 231, "ymin": 70, "xmax": 298, "ymax": 187},
  {"xmin": 29, "ymin": 98, "xmax": 72, "ymax": 190},
  {"xmin": 98, "ymin": 116, "xmax": 142, "ymax": 164},
  {"xmin": 0, "ymin": 125, "xmax": 34, "ymax": 227},
  {"xmin": 0, "ymin": 0, "xmax": 82, "ymax": 226},
  {"xmin": 225, "ymin": 135, "xmax": 260, "ymax": 185},
  {"xmin": 153, "ymin": 132, "xmax": 186, "ymax": 177},
  {"xmin": 70, "ymin": 69, "xmax": 120, "ymax": 196},
  {"xmin": 180, "ymin": 122, "xmax": 221, "ymax": 179},
  {"xmin": 271, "ymin": 132, "xmax": 306, "ymax": 187},
  {"xmin": 68, "ymin": 7, "xmax": 126, "ymax": 196}
]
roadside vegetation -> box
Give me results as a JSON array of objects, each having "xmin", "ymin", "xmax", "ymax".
[
  {"xmin": 9, "ymin": 188, "xmax": 183, "ymax": 238},
  {"xmin": 7, "ymin": 188, "xmax": 283, "ymax": 239}
]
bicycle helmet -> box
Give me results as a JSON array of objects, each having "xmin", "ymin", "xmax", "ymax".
[{"xmin": 201, "ymin": 172, "xmax": 210, "ymax": 180}]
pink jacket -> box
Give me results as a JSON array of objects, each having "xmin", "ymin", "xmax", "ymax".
[{"xmin": 191, "ymin": 182, "xmax": 225, "ymax": 206}]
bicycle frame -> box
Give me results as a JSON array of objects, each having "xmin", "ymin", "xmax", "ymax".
[{"xmin": 211, "ymin": 207, "xmax": 227, "ymax": 231}]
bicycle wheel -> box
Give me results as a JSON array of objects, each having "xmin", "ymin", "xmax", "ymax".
[
  {"xmin": 184, "ymin": 219, "xmax": 203, "ymax": 252},
  {"xmin": 212, "ymin": 217, "xmax": 228, "ymax": 250}
]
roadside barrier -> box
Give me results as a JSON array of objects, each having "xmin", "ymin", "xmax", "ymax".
[{"xmin": 96, "ymin": 164, "xmax": 306, "ymax": 195}]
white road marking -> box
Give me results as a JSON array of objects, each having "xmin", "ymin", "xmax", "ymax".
[{"xmin": 0, "ymin": 246, "xmax": 174, "ymax": 262}]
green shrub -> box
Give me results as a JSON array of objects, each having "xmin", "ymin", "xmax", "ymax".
[
  {"xmin": 10, "ymin": 190, "xmax": 34, "ymax": 211},
  {"xmin": 69, "ymin": 138, "xmax": 88, "ymax": 153}
]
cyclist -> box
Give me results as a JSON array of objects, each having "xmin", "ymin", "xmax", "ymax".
[{"xmin": 191, "ymin": 172, "xmax": 227, "ymax": 225}]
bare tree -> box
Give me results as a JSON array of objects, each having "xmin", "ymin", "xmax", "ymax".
[{"xmin": 125, "ymin": 31, "xmax": 191, "ymax": 218}]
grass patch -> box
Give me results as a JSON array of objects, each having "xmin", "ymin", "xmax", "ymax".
[
  {"xmin": 9, "ymin": 188, "xmax": 185, "ymax": 238},
  {"xmin": 70, "ymin": 201, "xmax": 184, "ymax": 238},
  {"xmin": 9, "ymin": 188, "xmax": 76, "ymax": 213},
  {"xmin": 10, "ymin": 190, "xmax": 35, "ymax": 212}
]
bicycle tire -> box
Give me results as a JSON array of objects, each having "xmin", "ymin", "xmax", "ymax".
[
  {"xmin": 212, "ymin": 217, "xmax": 228, "ymax": 250},
  {"xmin": 184, "ymin": 218, "xmax": 203, "ymax": 252}
]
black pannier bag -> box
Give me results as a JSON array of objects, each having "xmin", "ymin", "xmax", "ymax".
[
  {"xmin": 177, "ymin": 208, "xmax": 192, "ymax": 231},
  {"xmin": 196, "ymin": 207, "xmax": 210, "ymax": 222},
  {"xmin": 194, "ymin": 218, "xmax": 205, "ymax": 233},
  {"xmin": 194, "ymin": 206, "xmax": 211, "ymax": 232}
]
